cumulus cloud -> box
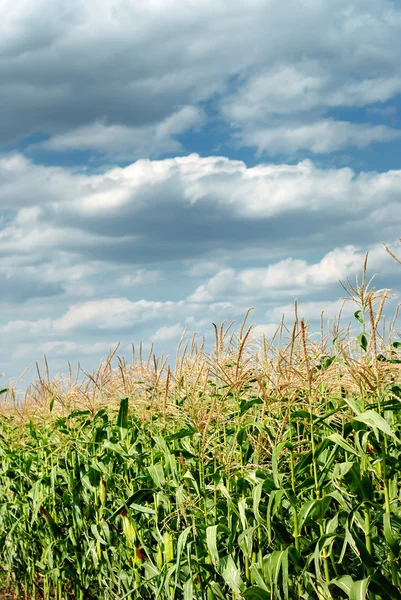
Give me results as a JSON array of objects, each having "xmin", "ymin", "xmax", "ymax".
[
  {"xmin": 222, "ymin": 64, "xmax": 401, "ymax": 124},
  {"xmin": 240, "ymin": 120, "xmax": 401, "ymax": 155},
  {"xmin": 150, "ymin": 323, "xmax": 184, "ymax": 342},
  {"xmin": 266, "ymin": 299, "xmax": 356, "ymax": 324},
  {"xmin": 0, "ymin": 318, "xmax": 53, "ymax": 335},
  {"xmin": 14, "ymin": 340, "xmax": 119, "ymax": 360},
  {"xmin": 35, "ymin": 106, "xmax": 205, "ymax": 159},
  {"xmin": 117, "ymin": 270, "xmax": 162, "ymax": 287},
  {"xmin": 1, "ymin": 0, "xmax": 401, "ymax": 157},
  {"xmin": 4, "ymin": 0, "xmax": 401, "ymax": 392},
  {"xmin": 220, "ymin": 32, "xmax": 401, "ymax": 154},
  {"xmin": 3, "ymin": 151, "xmax": 401, "ymax": 232},
  {"xmin": 53, "ymin": 298, "xmax": 181, "ymax": 332},
  {"xmin": 249, "ymin": 323, "xmax": 282, "ymax": 340},
  {"xmin": 186, "ymin": 244, "xmax": 396, "ymax": 304},
  {"xmin": 1, "ymin": 153, "xmax": 401, "ymax": 309}
]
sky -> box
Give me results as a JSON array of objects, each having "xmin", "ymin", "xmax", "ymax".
[{"xmin": 1, "ymin": 0, "xmax": 401, "ymax": 392}]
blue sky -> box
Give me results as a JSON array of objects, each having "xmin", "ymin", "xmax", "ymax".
[{"xmin": 1, "ymin": 0, "xmax": 401, "ymax": 391}]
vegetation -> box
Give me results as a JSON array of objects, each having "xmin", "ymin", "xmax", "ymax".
[{"xmin": 1, "ymin": 250, "xmax": 401, "ymax": 599}]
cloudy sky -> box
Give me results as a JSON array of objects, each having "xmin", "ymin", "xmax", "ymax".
[{"xmin": 2, "ymin": 0, "xmax": 401, "ymax": 390}]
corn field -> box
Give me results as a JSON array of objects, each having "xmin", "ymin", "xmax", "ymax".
[{"xmin": 1, "ymin": 257, "xmax": 401, "ymax": 599}]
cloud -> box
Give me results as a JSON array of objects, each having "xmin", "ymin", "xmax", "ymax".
[
  {"xmin": 14, "ymin": 340, "xmax": 118, "ymax": 359},
  {"xmin": 4, "ymin": 0, "xmax": 401, "ymax": 392},
  {"xmin": 187, "ymin": 244, "xmax": 395, "ymax": 303},
  {"xmin": 0, "ymin": 318, "xmax": 53, "ymax": 335},
  {"xmin": 185, "ymin": 259, "xmax": 227, "ymax": 277},
  {"xmin": 221, "ymin": 62, "xmax": 401, "ymax": 154},
  {"xmin": 0, "ymin": 300, "xmax": 177, "ymax": 334},
  {"xmin": 2, "ymin": 153, "xmax": 401, "ymax": 292},
  {"xmin": 35, "ymin": 106, "xmax": 205, "ymax": 159},
  {"xmin": 266, "ymin": 299, "xmax": 356, "ymax": 324},
  {"xmin": 1, "ymin": 0, "xmax": 401, "ymax": 158},
  {"xmin": 53, "ymin": 298, "xmax": 181, "ymax": 332},
  {"xmin": 151, "ymin": 323, "xmax": 184, "ymax": 342},
  {"xmin": 0, "ymin": 153, "xmax": 82, "ymax": 210},
  {"xmin": 249, "ymin": 323, "xmax": 282, "ymax": 340},
  {"xmin": 222, "ymin": 64, "xmax": 401, "ymax": 124},
  {"xmin": 240, "ymin": 120, "xmax": 401, "ymax": 155},
  {"xmin": 219, "ymin": 26, "xmax": 401, "ymax": 155},
  {"xmin": 117, "ymin": 270, "xmax": 162, "ymax": 287},
  {"xmin": 221, "ymin": 63, "xmax": 328, "ymax": 122}
]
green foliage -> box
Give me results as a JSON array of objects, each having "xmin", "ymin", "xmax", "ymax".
[{"xmin": 1, "ymin": 387, "xmax": 401, "ymax": 600}]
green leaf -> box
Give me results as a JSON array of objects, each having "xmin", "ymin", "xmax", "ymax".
[
  {"xmin": 350, "ymin": 577, "xmax": 370, "ymax": 600},
  {"xmin": 238, "ymin": 527, "xmax": 253, "ymax": 560},
  {"xmin": 206, "ymin": 525, "xmax": 219, "ymax": 568},
  {"xmin": 240, "ymin": 397, "xmax": 263, "ymax": 416},
  {"xmin": 354, "ymin": 410, "xmax": 400, "ymax": 441},
  {"xmin": 354, "ymin": 310, "xmax": 364, "ymax": 324},
  {"xmin": 166, "ymin": 427, "xmax": 196, "ymax": 441},
  {"xmin": 370, "ymin": 573, "xmax": 401, "ymax": 599},
  {"xmin": 220, "ymin": 555, "xmax": 245, "ymax": 594},
  {"xmin": 272, "ymin": 442, "xmax": 285, "ymax": 487},
  {"xmin": 327, "ymin": 433, "xmax": 359, "ymax": 456},
  {"xmin": 90, "ymin": 524, "xmax": 107, "ymax": 545},
  {"xmin": 357, "ymin": 333, "xmax": 369, "ymax": 352},
  {"xmin": 343, "ymin": 397, "xmax": 363, "ymax": 416},
  {"xmin": 109, "ymin": 488, "xmax": 155, "ymax": 519},
  {"xmin": 330, "ymin": 575, "xmax": 354, "ymax": 595},
  {"xmin": 174, "ymin": 526, "xmax": 191, "ymax": 590},
  {"xmin": 298, "ymin": 499, "xmax": 316, "ymax": 533},
  {"xmin": 147, "ymin": 463, "xmax": 165, "ymax": 488},
  {"xmin": 249, "ymin": 565, "xmax": 269, "ymax": 592},
  {"xmin": 243, "ymin": 587, "xmax": 271, "ymax": 600},
  {"xmin": 252, "ymin": 482, "xmax": 263, "ymax": 524},
  {"xmin": 333, "ymin": 461, "xmax": 354, "ymax": 480},
  {"xmin": 266, "ymin": 489, "xmax": 284, "ymax": 543},
  {"xmin": 383, "ymin": 513, "xmax": 400, "ymax": 554},
  {"xmin": 315, "ymin": 355, "xmax": 336, "ymax": 371},
  {"xmin": 117, "ymin": 397, "xmax": 129, "ymax": 433}
]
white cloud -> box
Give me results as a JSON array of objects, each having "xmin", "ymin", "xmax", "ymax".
[
  {"xmin": 36, "ymin": 106, "xmax": 205, "ymax": 159},
  {"xmin": 0, "ymin": 318, "xmax": 53, "ymax": 335},
  {"xmin": 266, "ymin": 299, "xmax": 355, "ymax": 324},
  {"xmin": 242, "ymin": 120, "xmax": 401, "ymax": 155},
  {"xmin": 0, "ymin": 153, "xmax": 82, "ymax": 210},
  {"xmin": 222, "ymin": 64, "xmax": 401, "ymax": 124},
  {"xmin": 185, "ymin": 259, "xmax": 227, "ymax": 277},
  {"xmin": 15, "ymin": 340, "xmax": 118, "ymax": 359},
  {"xmin": 118, "ymin": 270, "xmax": 162, "ymax": 287},
  {"xmin": 31, "ymin": 152, "xmax": 401, "ymax": 222},
  {"xmin": 327, "ymin": 77, "xmax": 401, "ymax": 107},
  {"xmin": 2, "ymin": 153, "xmax": 401, "ymax": 303},
  {"xmin": 4, "ymin": 0, "xmax": 401, "ymax": 391},
  {"xmin": 221, "ymin": 63, "xmax": 328, "ymax": 122},
  {"xmin": 249, "ymin": 323, "xmax": 281, "ymax": 340},
  {"xmin": 187, "ymin": 244, "xmax": 394, "ymax": 303},
  {"xmin": 220, "ymin": 44, "xmax": 401, "ymax": 154},
  {"xmin": 151, "ymin": 323, "xmax": 184, "ymax": 342},
  {"xmin": 53, "ymin": 298, "xmax": 180, "ymax": 331},
  {"xmin": 1, "ymin": 0, "xmax": 401, "ymax": 157},
  {"xmin": 0, "ymin": 299, "xmax": 180, "ymax": 334}
]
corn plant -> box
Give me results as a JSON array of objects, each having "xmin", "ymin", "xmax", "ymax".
[{"xmin": 1, "ymin": 255, "xmax": 401, "ymax": 599}]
